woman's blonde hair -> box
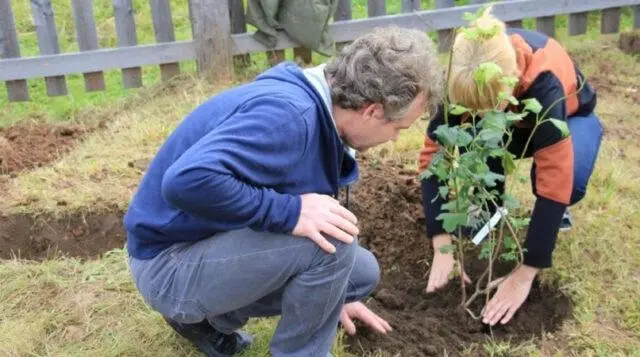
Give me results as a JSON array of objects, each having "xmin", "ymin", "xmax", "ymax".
[{"xmin": 448, "ymin": 7, "xmax": 518, "ymax": 111}]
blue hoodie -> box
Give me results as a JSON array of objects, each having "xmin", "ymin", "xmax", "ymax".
[{"xmin": 124, "ymin": 62, "xmax": 359, "ymax": 260}]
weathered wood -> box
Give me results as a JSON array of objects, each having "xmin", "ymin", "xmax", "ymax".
[
  {"xmin": 506, "ymin": 19, "xmax": 523, "ymax": 28},
  {"xmin": 4, "ymin": 0, "xmax": 640, "ymax": 84},
  {"xmin": 0, "ymin": 0, "xmax": 29, "ymax": 101},
  {"xmin": 469, "ymin": 0, "xmax": 486, "ymax": 3},
  {"xmin": 30, "ymin": 0, "xmax": 67, "ymax": 96},
  {"xmin": 368, "ymin": 0, "xmax": 386, "ymax": 17},
  {"xmin": 294, "ymin": 47, "xmax": 312, "ymax": 65},
  {"xmin": 569, "ymin": 12, "xmax": 588, "ymax": 35},
  {"xmin": 601, "ymin": 7, "xmax": 621, "ymax": 34},
  {"xmin": 436, "ymin": 0, "xmax": 455, "ymax": 53},
  {"xmin": 335, "ymin": 0, "xmax": 352, "ymax": 51},
  {"xmin": 72, "ymin": 0, "xmax": 105, "ymax": 91},
  {"xmin": 536, "ymin": 16, "xmax": 555, "ymax": 37},
  {"xmin": 150, "ymin": 0, "xmax": 180, "ymax": 81},
  {"xmin": 267, "ymin": 50, "xmax": 286, "ymax": 66},
  {"xmin": 0, "ymin": 42, "xmax": 195, "ymax": 81},
  {"xmin": 635, "ymin": 5, "xmax": 640, "ymax": 29},
  {"xmin": 402, "ymin": 0, "xmax": 420, "ymax": 12},
  {"xmin": 113, "ymin": 0, "xmax": 142, "ymax": 88},
  {"xmin": 191, "ymin": 0, "xmax": 233, "ymax": 82},
  {"xmin": 230, "ymin": 0, "xmax": 250, "ymax": 68}
]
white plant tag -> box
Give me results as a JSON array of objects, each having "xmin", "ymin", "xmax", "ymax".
[{"xmin": 472, "ymin": 207, "xmax": 508, "ymax": 245}]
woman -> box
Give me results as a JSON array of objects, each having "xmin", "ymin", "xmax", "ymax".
[{"xmin": 419, "ymin": 8, "xmax": 603, "ymax": 326}]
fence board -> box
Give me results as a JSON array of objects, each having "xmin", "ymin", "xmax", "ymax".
[
  {"xmin": 369, "ymin": 0, "xmax": 386, "ymax": 17},
  {"xmin": 436, "ymin": 0, "xmax": 455, "ymax": 52},
  {"xmin": 335, "ymin": 0, "xmax": 352, "ymax": 51},
  {"xmin": 636, "ymin": 5, "xmax": 640, "ymax": 29},
  {"xmin": 0, "ymin": 0, "xmax": 29, "ymax": 101},
  {"xmin": 113, "ymin": 0, "xmax": 142, "ymax": 88},
  {"xmin": 72, "ymin": 0, "xmax": 105, "ymax": 91},
  {"xmin": 31, "ymin": 0, "xmax": 67, "ymax": 96},
  {"xmin": 569, "ymin": 12, "xmax": 588, "ymax": 35},
  {"xmin": 150, "ymin": 0, "xmax": 180, "ymax": 81},
  {"xmin": 229, "ymin": 0, "xmax": 250, "ymax": 67},
  {"xmin": 536, "ymin": 16, "xmax": 555, "ymax": 37},
  {"xmin": 601, "ymin": 7, "xmax": 621, "ymax": 34},
  {"xmin": 402, "ymin": 0, "xmax": 420, "ymax": 12},
  {"xmin": 191, "ymin": 0, "xmax": 233, "ymax": 81}
]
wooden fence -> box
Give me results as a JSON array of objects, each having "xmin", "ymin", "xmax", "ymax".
[{"xmin": 1, "ymin": 0, "xmax": 640, "ymax": 102}]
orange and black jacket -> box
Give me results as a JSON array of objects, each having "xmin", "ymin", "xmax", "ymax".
[{"xmin": 419, "ymin": 28, "xmax": 597, "ymax": 268}]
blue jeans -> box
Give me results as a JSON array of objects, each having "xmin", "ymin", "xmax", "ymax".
[
  {"xmin": 567, "ymin": 112, "xmax": 604, "ymax": 204},
  {"xmin": 128, "ymin": 228, "xmax": 380, "ymax": 357}
]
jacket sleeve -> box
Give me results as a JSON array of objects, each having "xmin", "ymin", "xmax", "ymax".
[
  {"xmin": 522, "ymin": 72, "xmax": 574, "ymax": 268},
  {"xmin": 420, "ymin": 105, "xmax": 447, "ymax": 239},
  {"xmin": 161, "ymin": 98, "xmax": 309, "ymax": 234}
]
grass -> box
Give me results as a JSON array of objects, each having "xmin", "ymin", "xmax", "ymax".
[{"xmin": 1, "ymin": 0, "xmax": 637, "ymax": 126}]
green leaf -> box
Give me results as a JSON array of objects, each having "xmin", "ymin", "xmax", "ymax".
[
  {"xmin": 505, "ymin": 111, "xmax": 525, "ymax": 122},
  {"xmin": 499, "ymin": 76, "xmax": 519, "ymax": 89},
  {"xmin": 438, "ymin": 186, "xmax": 449, "ymax": 199},
  {"xmin": 509, "ymin": 216, "xmax": 531, "ymax": 231},
  {"xmin": 501, "ymin": 152, "xmax": 516, "ymax": 175},
  {"xmin": 480, "ymin": 172, "xmax": 504, "ymax": 187},
  {"xmin": 522, "ymin": 98, "xmax": 542, "ymax": 114},
  {"xmin": 549, "ymin": 118, "xmax": 570, "ymax": 138},
  {"xmin": 479, "ymin": 240, "xmax": 495, "ymax": 260},
  {"xmin": 436, "ymin": 212, "xmax": 468, "ymax": 233},
  {"xmin": 419, "ymin": 169, "xmax": 433, "ymax": 181},
  {"xmin": 462, "ymin": 11, "xmax": 477, "ymax": 22},
  {"xmin": 498, "ymin": 92, "xmax": 519, "ymax": 106},
  {"xmin": 501, "ymin": 193, "xmax": 520, "ymax": 209},
  {"xmin": 439, "ymin": 244, "xmax": 456, "ymax": 254},
  {"xmin": 477, "ymin": 127, "xmax": 504, "ymax": 147},
  {"xmin": 449, "ymin": 104, "xmax": 470, "ymax": 115},
  {"xmin": 434, "ymin": 125, "xmax": 473, "ymax": 147},
  {"xmin": 500, "ymin": 252, "xmax": 518, "ymax": 262},
  {"xmin": 480, "ymin": 111, "xmax": 508, "ymax": 131},
  {"xmin": 473, "ymin": 62, "xmax": 503, "ymax": 89},
  {"xmin": 517, "ymin": 174, "xmax": 528, "ymax": 184}
]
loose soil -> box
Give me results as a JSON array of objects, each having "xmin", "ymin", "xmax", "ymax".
[
  {"xmin": 0, "ymin": 121, "xmax": 95, "ymax": 175},
  {"xmin": 345, "ymin": 156, "xmax": 572, "ymax": 356},
  {"xmin": 0, "ymin": 151, "xmax": 572, "ymax": 354},
  {"xmin": 0, "ymin": 212, "xmax": 125, "ymax": 260}
]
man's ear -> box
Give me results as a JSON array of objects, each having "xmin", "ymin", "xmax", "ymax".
[{"xmin": 361, "ymin": 103, "xmax": 384, "ymax": 121}]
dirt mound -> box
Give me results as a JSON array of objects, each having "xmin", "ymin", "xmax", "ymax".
[
  {"xmin": 619, "ymin": 31, "xmax": 640, "ymax": 54},
  {"xmin": 345, "ymin": 156, "xmax": 572, "ymax": 356},
  {"xmin": 0, "ymin": 122, "xmax": 93, "ymax": 175},
  {"xmin": 0, "ymin": 212, "xmax": 125, "ymax": 260}
]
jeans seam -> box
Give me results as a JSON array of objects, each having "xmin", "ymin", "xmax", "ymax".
[{"xmin": 312, "ymin": 255, "xmax": 339, "ymax": 357}]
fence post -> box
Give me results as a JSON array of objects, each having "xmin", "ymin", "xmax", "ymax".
[
  {"xmin": 150, "ymin": 0, "xmax": 180, "ymax": 81},
  {"xmin": 569, "ymin": 12, "xmax": 588, "ymax": 35},
  {"xmin": 635, "ymin": 5, "xmax": 640, "ymax": 29},
  {"xmin": 72, "ymin": 0, "xmax": 106, "ymax": 91},
  {"xmin": 335, "ymin": 0, "xmax": 352, "ymax": 52},
  {"xmin": 229, "ymin": 0, "xmax": 251, "ymax": 68},
  {"xmin": 191, "ymin": 0, "xmax": 233, "ymax": 82},
  {"xmin": 0, "ymin": 0, "xmax": 29, "ymax": 101},
  {"xmin": 601, "ymin": 7, "xmax": 621, "ymax": 34},
  {"xmin": 31, "ymin": 0, "xmax": 68, "ymax": 96},
  {"xmin": 436, "ymin": 0, "xmax": 454, "ymax": 53},
  {"xmin": 113, "ymin": 0, "xmax": 143, "ymax": 88},
  {"xmin": 536, "ymin": 16, "xmax": 555, "ymax": 38},
  {"xmin": 368, "ymin": 0, "xmax": 386, "ymax": 17},
  {"xmin": 402, "ymin": 0, "xmax": 419, "ymax": 13}
]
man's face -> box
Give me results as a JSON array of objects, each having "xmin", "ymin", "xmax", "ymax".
[{"xmin": 342, "ymin": 93, "xmax": 428, "ymax": 152}]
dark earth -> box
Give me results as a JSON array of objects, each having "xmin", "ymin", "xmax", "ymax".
[{"xmin": 0, "ymin": 123, "xmax": 572, "ymax": 355}]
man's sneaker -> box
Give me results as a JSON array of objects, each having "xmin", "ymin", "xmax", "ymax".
[
  {"xmin": 559, "ymin": 209, "xmax": 573, "ymax": 232},
  {"xmin": 164, "ymin": 317, "xmax": 253, "ymax": 357}
]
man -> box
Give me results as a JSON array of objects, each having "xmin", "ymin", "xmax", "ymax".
[{"xmin": 125, "ymin": 26, "xmax": 442, "ymax": 357}]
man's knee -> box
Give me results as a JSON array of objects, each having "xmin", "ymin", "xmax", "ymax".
[{"xmin": 345, "ymin": 247, "xmax": 380, "ymax": 302}]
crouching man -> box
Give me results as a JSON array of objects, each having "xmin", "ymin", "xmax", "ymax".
[{"xmin": 124, "ymin": 26, "xmax": 442, "ymax": 357}]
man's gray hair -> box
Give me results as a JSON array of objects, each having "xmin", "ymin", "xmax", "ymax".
[{"xmin": 325, "ymin": 26, "xmax": 443, "ymax": 121}]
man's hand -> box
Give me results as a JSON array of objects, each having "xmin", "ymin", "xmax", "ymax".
[
  {"xmin": 339, "ymin": 302, "xmax": 392, "ymax": 335},
  {"xmin": 426, "ymin": 234, "xmax": 470, "ymax": 293},
  {"xmin": 482, "ymin": 264, "xmax": 539, "ymax": 325},
  {"xmin": 292, "ymin": 193, "xmax": 359, "ymax": 254}
]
